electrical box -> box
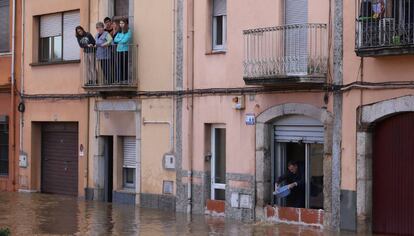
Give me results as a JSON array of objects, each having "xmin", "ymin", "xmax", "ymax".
[
  {"xmin": 163, "ymin": 154, "xmax": 175, "ymax": 170},
  {"xmin": 232, "ymin": 96, "xmax": 245, "ymax": 110},
  {"xmin": 19, "ymin": 154, "xmax": 28, "ymax": 168},
  {"xmin": 163, "ymin": 181, "xmax": 174, "ymax": 194}
]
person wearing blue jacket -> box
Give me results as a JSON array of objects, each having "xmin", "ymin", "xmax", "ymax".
[{"xmin": 113, "ymin": 18, "xmax": 132, "ymax": 83}]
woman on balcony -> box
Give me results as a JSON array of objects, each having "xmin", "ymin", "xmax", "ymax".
[
  {"xmin": 76, "ymin": 26, "xmax": 96, "ymax": 85},
  {"xmin": 114, "ymin": 18, "xmax": 132, "ymax": 83},
  {"xmin": 95, "ymin": 22, "xmax": 113, "ymax": 84}
]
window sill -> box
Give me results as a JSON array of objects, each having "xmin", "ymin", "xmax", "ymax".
[
  {"xmin": 30, "ymin": 60, "xmax": 80, "ymax": 67},
  {"xmin": 0, "ymin": 52, "xmax": 12, "ymax": 57},
  {"xmin": 0, "ymin": 174, "xmax": 9, "ymax": 178},
  {"xmin": 205, "ymin": 50, "xmax": 226, "ymax": 55},
  {"xmin": 116, "ymin": 188, "xmax": 136, "ymax": 193}
]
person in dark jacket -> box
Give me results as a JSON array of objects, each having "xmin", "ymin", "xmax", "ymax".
[
  {"xmin": 76, "ymin": 26, "xmax": 96, "ymax": 84},
  {"xmin": 275, "ymin": 160, "xmax": 305, "ymax": 208}
]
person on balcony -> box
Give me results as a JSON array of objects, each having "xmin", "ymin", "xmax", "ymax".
[
  {"xmin": 104, "ymin": 17, "xmax": 115, "ymax": 37},
  {"xmin": 75, "ymin": 26, "xmax": 96, "ymax": 85},
  {"xmin": 95, "ymin": 22, "xmax": 113, "ymax": 84},
  {"xmin": 114, "ymin": 18, "xmax": 132, "ymax": 83}
]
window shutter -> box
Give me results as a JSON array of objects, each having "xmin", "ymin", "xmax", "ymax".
[
  {"xmin": 285, "ymin": 0, "xmax": 308, "ymax": 25},
  {"xmin": 115, "ymin": 0, "xmax": 129, "ymax": 17},
  {"xmin": 40, "ymin": 13, "xmax": 62, "ymax": 38},
  {"xmin": 123, "ymin": 137, "xmax": 136, "ymax": 168},
  {"xmin": 274, "ymin": 115, "xmax": 324, "ymax": 143},
  {"xmin": 0, "ymin": 0, "xmax": 9, "ymax": 52},
  {"xmin": 63, "ymin": 11, "xmax": 80, "ymax": 60},
  {"xmin": 213, "ymin": 0, "xmax": 226, "ymax": 16}
]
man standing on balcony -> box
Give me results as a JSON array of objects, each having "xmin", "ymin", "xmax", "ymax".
[{"xmin": 104, "ymin": 17, "xmax": 114, "ymax": 36}]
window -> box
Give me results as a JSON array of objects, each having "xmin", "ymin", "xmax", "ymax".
[
  {"xmin": 115, "ymin": 0, "xmax": 129, "ymax": 17},
  {"xmin": 212, "ymin": 0, "xmax": 227, "ymax": 51},
  {"xmin": 123, "ymin": 136, "xmax": 136, "ymax": 189},
  {"xmin": 0, "ymin": 0, "xmax": 9, "ymax": 53},
  {"xmin": 273, "ymin": 115, "xmax": 324, "ymax": 209},
  {"xmin": 39, "ymin": 11, "xmax": 80, "ymax": 62},
  {"xmin": 0, "ymin": 116, "xmax": 8, "ymax": 176}
]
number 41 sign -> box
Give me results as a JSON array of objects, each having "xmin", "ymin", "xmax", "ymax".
[{"xmin": 245, "ymin": 114, "xmax": 256, "ymax": 126}]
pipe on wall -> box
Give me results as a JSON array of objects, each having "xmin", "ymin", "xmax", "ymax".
[{"xmin": 10, "ymin": 0, "xmax": 16, "ymax": 190}]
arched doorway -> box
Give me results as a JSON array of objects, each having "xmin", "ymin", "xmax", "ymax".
[{"xmin": 373, "ymin": 112, "xmax": 414, "ymax": 235}]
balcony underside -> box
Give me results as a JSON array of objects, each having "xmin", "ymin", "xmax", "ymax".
[
  {"xmin": 243, "ymin": 74, "xmax": 327, "ymax": 87},
  {"xmin": 82, "ymin": 84, "xmax": 137, "ymax": 92},
  {"xmin": 356, "ymin": 45, "xmax": 414, "ymax": 57}
]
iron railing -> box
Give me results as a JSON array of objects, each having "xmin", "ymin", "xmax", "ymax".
[
  {"xmin": 82, "ymin": 44, "xmax": 138, "ymax": 88},
  {"xmin": 356, "ymin": 0, "xmax": 414, "ymax": 49},
  {"xmin": 243, "ymin": 23, "xmax": 328, "ymax": 80}
]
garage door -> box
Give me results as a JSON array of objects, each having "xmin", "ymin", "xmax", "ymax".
[
  {"xmin": 373, "ymin": 112, "xmax": 414, "ymax": 235},
  {"xmin": 41, "ymin": 122, "xmax": 78, "ymax": 196}
]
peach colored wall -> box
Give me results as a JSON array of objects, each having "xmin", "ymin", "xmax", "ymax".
[
  {"xmin": 341, "ymin": 0, "xmax": 414, "ymax": 191},
  {"xmin": 0, "ymin": 56, "xmax": 11, "ymax": 86},
  {"xmin": 24, "ymin": 0, "xmax": 88, "ymax": 94},
  {"xmin": 20, "ymin": 0, "xmax": 89, "ymax": 196},
  {"xmin": 20, "ymin": 100, "xmax": 88, "ymax": 196},
  {"xmin": 181, "ymin": 0, "xmax": 333, "ymax": 181}
]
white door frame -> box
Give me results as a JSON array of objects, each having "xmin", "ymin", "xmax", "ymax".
[{"xmin": 211, "ymin": 124, "xmax": 226, "ymax": 200}]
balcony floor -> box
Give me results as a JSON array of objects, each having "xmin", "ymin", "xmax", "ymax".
[
  {"xmin": 82, "ymin": 84, "xmax": 138, "ymax": 93},
  {"xmin": 243, "ymin": 75, "xmax": 327, "ymax": 87}
]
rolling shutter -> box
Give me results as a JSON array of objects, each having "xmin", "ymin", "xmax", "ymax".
[
  {"xmin": 115, "ymin": 0, "xmax": 129, "ymax": 17},
  {"xmin": 40, "ymin": 13, "xmax": 62, "ymax": 38},
  {"xmin": 63, "ymin": 11, "xmax": 80, "ymax": 60},
  {"xmin": 274, "ymin": 115, "xmax": 324, "ymax": 143},
  {"xmin": 0, "ymin": 0, "xmax": 9, "ymax": 52},
  {"xmin": 123, "ymin": 136, "xmax": 136, "ymax": 168},
  {"xmin": 285, "ymin": 0, "xmax": 308, "ymax": 75},
  {"xmin": 213, "ymin": 0, "xmax": 226, "ymax": 16}
]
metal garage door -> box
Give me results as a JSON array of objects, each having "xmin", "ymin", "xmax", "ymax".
[
  {"xmin": 373, "ymin": 112, "xmax": 414, "ymax": 235},
  {"xmin": 41, "ymin": 122, "xmax": 78, "ymax": 196}
]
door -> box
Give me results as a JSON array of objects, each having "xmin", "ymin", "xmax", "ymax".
[
  {"xmin": 285, "ymin": 0, "xmax": 308, "ymax": 75},
  {"xmin": 41, "ymin": 122, "xmax": 78, "ymax": 196},
  {"xmin": 211, "ymin": 125, "xmax": 226, "ymax": 200},
  {"xmin": 373, "ymin": 112, "xmax": 414, "ymax": 235},
  {"xmin": 104, "ymin": 136, "xmax": 113, "ymax": 202}
]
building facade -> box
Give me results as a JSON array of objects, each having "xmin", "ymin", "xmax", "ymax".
[
  {"xmin": 339, "ymin": 0, "xmax": 414, "ymax": 234},
  {"xmin": 0, "ymin": 0, "xmax": 21, "ymax": 192},
  {"xmin": 176, "ymin": 0, "xmax": 335, "ymax": 228}
]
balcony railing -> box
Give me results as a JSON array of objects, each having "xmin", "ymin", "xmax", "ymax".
[
  {"xmin": 82, "ymin": 44, "xmax": 138, "ymax": 91},
  {"xmin": 355, "ymin": 0, "xmax": 414, "ymax": 56},
  {"xmin": 243, "ymin": 23, "xmax": 328, "ymax": 85}
]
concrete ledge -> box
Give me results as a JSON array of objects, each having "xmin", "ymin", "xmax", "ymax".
[
  {"xmin": 265, "ymin": 206, "xmax": 324, "ymax": 228},
  {"xmin": 140, "ymin": 193, "xmax": 176, "ymax": 211},
  {"xmin": 113, "ymin": 190, "xmax": 136, "ymax": 205}
]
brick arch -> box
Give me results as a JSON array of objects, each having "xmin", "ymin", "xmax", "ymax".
[{"xmin": 254, "ymin": 103, "xmax": 333, "ymax": 224}]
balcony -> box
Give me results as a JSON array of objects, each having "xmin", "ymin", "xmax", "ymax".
[
  {"xmin": 243, "ymin": 24, "xmax": 328, "ymax": 86},
  {"xmin": 355, "ymin": 0, "xmax": 414, "ymax": 57},
  {"xmin": 82, "ymin": 44, "xmax": 138, "ymax": 92}
]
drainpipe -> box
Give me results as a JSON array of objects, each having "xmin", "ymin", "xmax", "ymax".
[
  {"xmin": 85, "ymin": 0, "xmax": 91, "ymax": 191},
  {"xmin": 10, "ymin": 0, "xmax": 16, "ymax": 190},
  {"xmin": 171, "ymin": 0, "xmax": 177, "ymax": 154},
  {"xmin": 186, "ymin": 0, "xmax": 195, "ymax": 215},
  {"xmin": 18, "ymin": 0, "xmax": 25, "ymax": 191}
]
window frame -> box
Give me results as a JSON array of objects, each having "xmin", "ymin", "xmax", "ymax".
[
  {"xmin": 38, "ymin": 11, "xmax": 80, "ymax": 63},
  {"xmin": 212, "ymin": 0, "xmax": 227, "ymax": 52},
  {"xmin": 123, "ymin": 167, "xmax": 135, "ymax": 189},
  {"xmin": 0, "ymin": 0, "xmax": 10, "ymax": 53}
]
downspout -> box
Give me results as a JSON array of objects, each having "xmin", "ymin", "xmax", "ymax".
[
  {"xmin": 10, "ymin": 0, "xmax": 16, "ymax": 190},
  {"xmin": 186, "ymin": 0, "xmax": 195, "ymax": 215},
  {"xmin": 171, "ymin": 0, "xmax": 177, "ymax": 154},
  {"xmin": 19, "ymin": 0, "xmax": 25, "ymax": 184},
  {"xmin": 86, "ymin": 0, "xmax": 91, "ymax": 190}
]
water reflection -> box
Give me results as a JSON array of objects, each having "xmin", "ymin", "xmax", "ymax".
[{"xmin": 0, "ymin": 192, "xmax": 358, "ymax": 235}]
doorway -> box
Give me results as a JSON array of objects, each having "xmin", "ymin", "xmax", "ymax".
[
  {"xmin": 103, "ymin": 136, "xmax": 113, "ymax": 202},
  {"xmin": 211, "ymin": 125, "xmax": 226, "ymax": 201},
  {"xmin": 372, "ymin": 112, "xmax": 414, "ymax": 235},
  {"xmin": 272, "ymin": 115, "xmax": 324, "ymax": 209}
]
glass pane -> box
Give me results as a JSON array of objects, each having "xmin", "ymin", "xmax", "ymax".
[
  {"xmin": 0, "ymin": 133, "xmax": 8, "ymax": 145},
  {"xmin": 214, "ymin": 189, "xmax": 225, "ymax": 201},
  {"xmin": 0, "ymin": 160, "xmax": 8, "ymax": 175},
  {"xmin": 40, "ymin": 37, "xmax": 51, "ymax": 61},
  {"xmin": 309, "ymin": 143, "xmax": 324, "ymax": 209},
  {"xmin": 278, "ymin": 143, "xmax": 305, "ymax": 208},
  {"xmin": 215, "ymin": 16, "xmax": 223, "ymax": 45},
  {"xmin": 124, "ymin": 168, "xmax": 134, "ymax": 184},
  {"xmin": 214, "ymin": 128, "xmax": 226, "ymax": 184},
  {"xmin": 0, "ymin": 146, "xmax": 7, "ymax": 161},
  {"xmin": 53, "ymin": 36, "xmax": 62, "ymax": 60}
]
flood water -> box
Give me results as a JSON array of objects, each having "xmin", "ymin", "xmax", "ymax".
[{"xmin": 0, "ymin": 192, "xmax": 360, "ymax": 235}]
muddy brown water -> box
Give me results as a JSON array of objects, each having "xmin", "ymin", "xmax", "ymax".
[{"xmin": 0, "ymin": 192, "xmax": 362, "ymax": 235}]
